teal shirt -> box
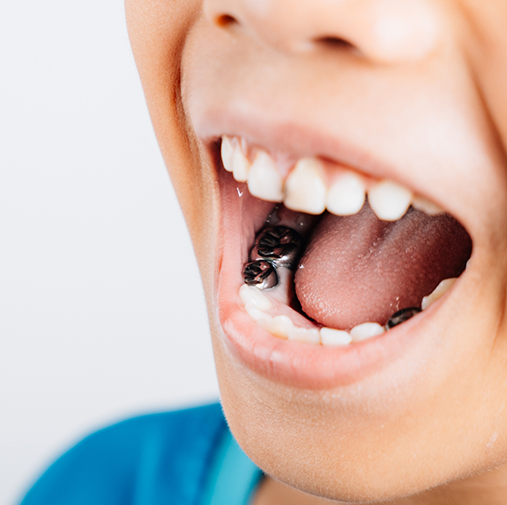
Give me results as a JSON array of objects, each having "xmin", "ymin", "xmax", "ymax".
[{"xmin": 20, "ymin": 403, "xmax": 263, "ymax": 505}]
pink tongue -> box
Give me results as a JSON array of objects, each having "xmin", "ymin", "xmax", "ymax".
[{"xmin": 294, "ymin": 204, "xmax": 472, "ymax": 329}]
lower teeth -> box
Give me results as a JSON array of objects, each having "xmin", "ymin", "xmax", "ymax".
[
  {"xmin": 243, "ymin": 260, "xmax": 278, "ymax": 290},
  {"xmin": 250, "ymin": 226, "xmax": 302, "ymax": 269},
  {"xmin": 241, "ymin": 219, "xmax": 457, "ymax": 346},
  {"xmin": 386, "ymin": 307, "xmax": 422, "ymax": 329},
  {"xmin": 243, "ymin": 224, "xmax": 304, "ymax": 290}
]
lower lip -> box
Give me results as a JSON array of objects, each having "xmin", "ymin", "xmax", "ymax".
[{"xmin": 215, "ymin": 172, "xmax": 430, "ymax": 390}]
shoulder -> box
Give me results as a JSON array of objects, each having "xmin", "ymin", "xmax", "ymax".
[{"xmin": 20, "ymin": 403, "xmax": 227, "ymax": 505}]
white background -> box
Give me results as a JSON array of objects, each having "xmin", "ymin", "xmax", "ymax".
[{"xmin": 0, "ymin": 1, "xmax": 220, "ymax": 503}]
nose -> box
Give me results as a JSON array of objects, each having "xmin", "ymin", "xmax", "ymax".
[{"xmin": 203, "ymin": 0, "xmax": 442, "ymax": 64}]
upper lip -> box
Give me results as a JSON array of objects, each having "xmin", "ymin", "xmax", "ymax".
[
  {"xmin": 198, "ymin": 110, "xmax": 399, "ymax": 180},
  {"xmin": 194, "ymin": 108, "xmax": 454, "ymax": 218}
]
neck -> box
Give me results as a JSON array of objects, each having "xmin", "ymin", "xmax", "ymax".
[{"xmin": 252, "ymin": 464, "xmax": 507, "ymax": 505}]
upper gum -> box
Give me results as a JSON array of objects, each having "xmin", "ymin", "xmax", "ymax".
[
  {"xmin": 233, "ymin": 135, "xmax": 375, "ymax": 188},
  {"xmin": 225, "ymin": 134, "xmax": 444, "ymax": 215}
]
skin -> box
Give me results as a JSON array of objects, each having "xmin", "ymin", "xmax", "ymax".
[{"xmin": 126, "ymin": 0, "xmax": 507, "ymax": 503}]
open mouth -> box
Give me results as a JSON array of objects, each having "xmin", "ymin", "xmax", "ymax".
[{"xmin": 212, "ymin": 133, "xmax": 472, "ymax": 388}]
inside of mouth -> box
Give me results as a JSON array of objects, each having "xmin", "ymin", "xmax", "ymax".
[
  {"xmin": 215, "ymin": 140, "xmax": 473, "ymax": 339},
  {"xmin": 240, "ymin": 192, "xmax": 472, "ymax": 333},
  {"xmin": 294, "ymin": 203, "xmax": 472, "ymax": 329}
]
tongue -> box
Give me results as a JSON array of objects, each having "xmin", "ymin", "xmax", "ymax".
[{"xmin": 294, "ymin": 204, "xmax": 472, "ymax": 329}]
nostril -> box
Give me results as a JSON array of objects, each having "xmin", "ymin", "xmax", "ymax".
[
  {"xmin": 216, "ymin": 14, "xmax": 238, "ymax": 28},
  {"xmin": 315, "ymin": 36, "xmax": 355, "ymax": 51}
]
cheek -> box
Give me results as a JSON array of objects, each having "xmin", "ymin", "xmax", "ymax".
[
  {"xmin": 463, "ymin": 1, "xmax": 507, "ymax": 169},
  {"xmin": 126, "ymin": 0, "xmax": 218, "ymax": 276}
]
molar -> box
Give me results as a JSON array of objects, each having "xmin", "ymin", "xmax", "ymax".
[
  {"xmin": 243, "ymin": 260, "xmax": 278, "ymax": 290},
  {"xmin": 250, "ymin": 226, "xmax": 302, "ymax": 269},
  {"xmin": 421, "ymin": 278, "xmax": 457, "ymax": 310},
  {"xmin": 368, "ymin": 180, "xmax": 413, "ymax": 221},
  {"xmin": 283, "ymin": 158, "xmax": 327, "ymax": 215},
  {"xmin": 386, "ymin": 307, "xmax": 421, "ymax": 329}
]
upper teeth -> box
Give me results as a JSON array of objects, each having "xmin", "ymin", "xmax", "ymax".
[
  {"xmin": 367, "ymin": 180, "xmax": 413, "ymax": 221},
  {"xmin": 326, "ymin": 171, "xmax": 366, "ymax": 216},
  {"xmin": 284, "ymin": 158, "xmax": 327, "ymax": 215},
  {"xmin": 221, "ymin": 135, "xmax": 443, "ymax": 222},
  {"xmin": 248, "ymin": 150, "xmax": 284, "ymax": 202}
]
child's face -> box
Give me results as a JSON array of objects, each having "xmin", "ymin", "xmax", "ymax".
[{"xmin": 127, "ymin": 0, "xmax": 507, "ymax": 501}]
